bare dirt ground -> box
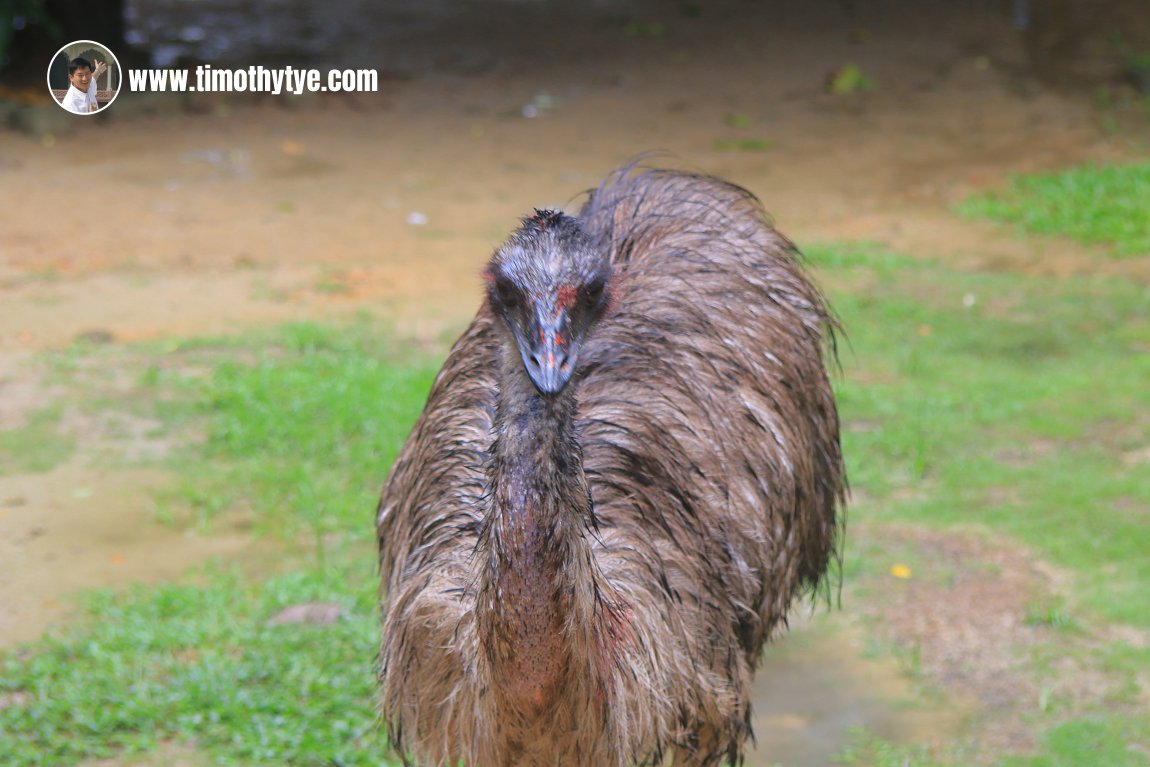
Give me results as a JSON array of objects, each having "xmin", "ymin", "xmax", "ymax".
[{"xmin": 1, "ymin": 0, "xmax": 1148, "ymax": 763}]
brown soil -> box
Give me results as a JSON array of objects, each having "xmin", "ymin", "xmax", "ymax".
[
  {"xmin": 3, "ymin": 2, "xmax": 1147, "ymax": 357},
  {"xmin": 858, "ymin": 527, "xmax": 1055, "ymax": 755},
  {"xmin": 1, "ymin": 0, "xmax": 1148, "ymax": 762},
  {"xmin": 0, "ymin": 465, "xmax": 252, "ymax": 647},
  {"xmin": 854, "ymin": 524, "xmax": 1150, "ymax": 760}
]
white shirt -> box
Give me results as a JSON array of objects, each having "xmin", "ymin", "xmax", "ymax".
[{"xmin": 62, "ymin": 79, "xmax": 99, "ymax": 114}]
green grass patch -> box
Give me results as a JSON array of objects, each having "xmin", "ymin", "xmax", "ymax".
[
  {"xmin": 956, "ymin": 161, "xmax": 1150, "ymax": 256},
  {"xmin": 809, "ymin": 243, "xmax": 1150, "ymax": 628},
  {"xmin": 835, "ymin": 729, "xmax": 960, "ymax": 766},
  {"xmin": 0, "ymin": 320, "xmax": 437, "ymax": 766},
  {"xmin": 999, "ymin": 717, "xmax": 1150, "ymax": 767},
  {"xmin": 724, "ymin": 113, "xmax": 754, "ymax": 129},
  {"xmin": 0, "ymin": 554, "xmax": 392, "ymax": 766},
  {"xmin": 828, "ymin": 63, "xmax": 877, "ymax": 94},
  {"xmin": 712, "ymin": 137, "xmax": 773, "ymax": 152},
  {"xmin": 0, "ymin": 406, "xmax": 74, "ymax": 475},
  {"xmin": 156, "ymin": 322, "xmax": 441, "ymax": 542}
]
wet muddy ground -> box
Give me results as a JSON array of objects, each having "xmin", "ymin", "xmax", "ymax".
[{"xmin": 2, "ymin": 0, "xmax": 1148, "ymax": 763}]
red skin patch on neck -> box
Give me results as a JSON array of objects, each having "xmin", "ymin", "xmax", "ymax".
[{"xmin": 556, "ymin": 284, "xmax": 578, "ymax": 310}]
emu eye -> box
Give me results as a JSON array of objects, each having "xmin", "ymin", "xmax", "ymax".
[
  {"xmin": 582, "ymin": 279, "xmax": 606, "ymax": 309},
  {"xmin": 494, "ymin": 276, "xmax": 519, "ymax": 308}
]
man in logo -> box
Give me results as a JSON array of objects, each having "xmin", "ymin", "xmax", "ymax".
[{"xmin": 62, "ymin": 56, "xmax": 108, "ymax": 114}]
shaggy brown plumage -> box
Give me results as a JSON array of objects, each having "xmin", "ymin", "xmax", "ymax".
[{"xmin": 377, "ymin": 165, "xmax": 846, "ymax": 766}]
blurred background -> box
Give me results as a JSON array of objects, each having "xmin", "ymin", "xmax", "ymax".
[{"xmin": 1, "ymin": 2, "xmax": 1148, "ymax": 766}]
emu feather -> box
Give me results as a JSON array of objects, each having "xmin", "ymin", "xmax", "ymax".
[{"xmin": 377, "ymin": 165, "xmax": 846, "ymax": 766}]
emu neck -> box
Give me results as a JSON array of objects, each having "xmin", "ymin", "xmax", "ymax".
[{"xmin": 479, "ymin": 349, "xmax": 590, "ymax": 714}]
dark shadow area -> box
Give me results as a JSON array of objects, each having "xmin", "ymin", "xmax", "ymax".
[{"xmin": 3, "ymin": 0, "xmax": 1149, "ymax": 90}]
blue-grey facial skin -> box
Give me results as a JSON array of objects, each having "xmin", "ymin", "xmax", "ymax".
[
  {"xmin": 517, "ymin": 302, "xmax": 577, "ymax": 395},
  {"xmin": 486, "ymin": 212, "xmax": 611, "ymax": 397}
]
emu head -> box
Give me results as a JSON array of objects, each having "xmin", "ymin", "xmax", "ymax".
[{"xmin": 485, "ymin": 210, "xmax": 613, "ymax": 396}]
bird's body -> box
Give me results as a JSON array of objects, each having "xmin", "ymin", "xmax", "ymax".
[{"xmin": 377, "ymin": 166, "xmax": 846, "ymax": 766}]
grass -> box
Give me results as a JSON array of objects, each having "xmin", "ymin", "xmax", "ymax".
[
  {"xmin": 807, "ymin": 243, "xmax": 1150, "ymax": 630},
  {"xmin": 1000, "ymin": 718, "xmax": 1150, "ymax": 767},
  {"xmin": 828, "ymin": 63, "xmax": 877, "ymax": 94},
  {"xmin": 0, "ymin": 237, "xmax": 1148, "ymax": 764},
  {"xmin": 712, "ymin": 137, "xmax": 773, "ymax": 152},
  {"xmin": 808, "ymin": 243, "xmax": 1149, "ymax": 766},
  {"xmin": 0, "ymin": 322, "xmax": 437, "ymax": 766},
  {"xmin": 0, "ymin": 406, "xmax": 74, "ymax": 475},
  {"xmin": 172, "ymin": 322, "xmax": 440, "ymax": 543},
  {"xmin": 834, "ymin": 730, "xmax": 959, "ymax": 767},
  {"xmin": 956, "ymin": 161, "xmax": 1150, "ymax": 256},
  {"xmin": 0, "ymin": 559, "xmax": 389, "ymax": 765}
]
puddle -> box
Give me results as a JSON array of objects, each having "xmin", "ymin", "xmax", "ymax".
[
  {"xmin": 746, "ymin": 616, "xmax": 970, "ymax": 766},
  {"xmin": 0, "ymin": 463, "xmax": 256, "ymax": 648}
]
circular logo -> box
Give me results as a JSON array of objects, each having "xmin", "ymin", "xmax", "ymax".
[{"xmin": 49, "ymin": 40, "xmax": 122, "ymax": 115}]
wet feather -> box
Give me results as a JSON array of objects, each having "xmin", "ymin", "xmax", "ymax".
[{"xmin": 378, "ymin": 164, "xmax": 847, "ymax": 766}]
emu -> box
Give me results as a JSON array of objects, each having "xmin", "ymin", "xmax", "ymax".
[{"xmin": 377, "ymin": 165, "xmax": 846, "ymax": 766}]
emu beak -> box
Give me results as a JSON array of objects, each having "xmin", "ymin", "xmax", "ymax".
[{"xmin": 522, "ymin": 306, "xmax": 577, "ymax": 395}]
